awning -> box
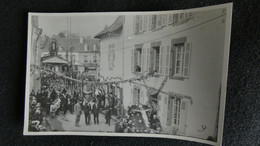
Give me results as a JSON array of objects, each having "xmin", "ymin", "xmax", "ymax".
[{"xmin": 42, "ymin": 56, "xmax": 68, "ymax": 64}]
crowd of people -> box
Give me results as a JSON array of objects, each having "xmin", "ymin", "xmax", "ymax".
[{"xmin": 28, "ymin": 83, "xmax": 124, "ymax": 131}]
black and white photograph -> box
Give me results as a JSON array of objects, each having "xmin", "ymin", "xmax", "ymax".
[{"xmin": 24, "ymin": 3, "xmax": 232, "ymax": 146}]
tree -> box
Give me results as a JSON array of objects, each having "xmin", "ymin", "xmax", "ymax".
[{"xmin": 58, "ymin": 32, "xmax": 66, "ymax": 38}]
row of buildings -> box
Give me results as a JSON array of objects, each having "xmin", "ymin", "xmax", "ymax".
[
  {"xmin": 39, "ymin": 36, "xmax": 100, "ymax": 75},
  {"xmin": 94, "ymin": 8, "xmax": 226, "ymax": 140},
  {"xmin": 30, "ymin": 16, "xmax": 101, "ymax": 96}
]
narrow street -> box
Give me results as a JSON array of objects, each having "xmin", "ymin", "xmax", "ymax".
[{"xmin": 48, "ymin": 112, "xmax": 116, "ymax": 132}]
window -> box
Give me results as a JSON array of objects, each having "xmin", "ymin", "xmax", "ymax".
[
  {"xmin": 173, "ymin": 98, "xmax": 181, "ymax": 126},
  {"xmin": 150, "ymin": 46, "xmax": 162, "ymax": 74},
  {"xmin": 143, "ymin": 15, "xmax": 148, "ymax": 32},
  {"xmin": 170, "ymin": 38, "xmax": 191, "ymax": 78},
  {"xmin": 131, "ymin": 44, "xmax": 145, "ymax": 73},
  {"xmin": 167, "ymin": 96, "xmax": 182, "ymax": 126},
  {"xmin": 180, "ymin": 13, "xmax": 185, "ymax": 20},
  {"xmin": 173, "ymin": 14, "xmax": 179, "ymax": 24},
  {"xmin": 179, "ymin": 13, "xmax": 186, "ymax": 22},
  {"xmin": 156, "ymin": 14, "xmax": 162, "ymax": 28},
  {"xmin": 131, "ymin": 48, "xmax": 142, "ymax": 72},
  {"xmin": 151, "ymin": 15, "xmax": 157, "ymax": 30},
  {"xmin": 153, "ymin": 47, "xmax": 160, "ymax": 73},
  {"xmin": 138, "ymin": 15, "xmax": 143, "ymax": 32},
  {"xmin": 168, "ymin": 14, "xmax": 173, "ymax": 25},
  {"xmin": 147, "ymin": 41, "xmax": 163, "ymax": 75},
  {"xmin": 136, "ymin": 48, "xmax": 142, "ymax": 72},
  {"xmin": 133, "ymin": 15, "xmax": 139, "ymax": 34},
  {"xmin": 133, "ymin": 15, "xmax": 148, "ymax": 34},
  {"xmin": 148, "ymin": 15, "xmax": 152, "ymax": 30},
  {"xmin": 84, "ymin": 56, "xmax": 88, "ymax": 62},
  {"xmin": 175, "ymin": 44, "xmax": 184, "ymax": 76},
  {"xmin": 162, "ymin": 14, "xmax": 167, "ymax": 26}
]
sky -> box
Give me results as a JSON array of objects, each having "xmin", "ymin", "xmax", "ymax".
[{"xmin": 38, "ymin": 15, "xmax": 118, "ymax": 38}]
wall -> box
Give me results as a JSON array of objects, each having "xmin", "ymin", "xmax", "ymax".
[
  {"xmin": 99, "ymin": 32, "xmax": 124, "ymax": 81},
  {"xmin": 121, "ymin": 8, "xmax": 226, "ymax": 139}
]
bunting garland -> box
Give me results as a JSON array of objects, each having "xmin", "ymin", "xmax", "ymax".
[{"xmin": 30, "ymin": 64, "xmax": 156, "ymax": 86}]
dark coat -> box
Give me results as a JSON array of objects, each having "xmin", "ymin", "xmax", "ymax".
[
  {"xmin": 92, "ymin": 104, "xmax": 99, "ymax": 115},
  {"xmin": 82, "ymin": 102, "xmax": 91, "ymax": 113}
]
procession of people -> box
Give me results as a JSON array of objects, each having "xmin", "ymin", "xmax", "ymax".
[{"xmin": 28, "ymin": 78, "xmax": 125, "ymax": 132}]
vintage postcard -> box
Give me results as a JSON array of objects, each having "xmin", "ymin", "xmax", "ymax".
[{"xmin": 24, "ymin": 3, "xmax": 232, "ymax": 146}]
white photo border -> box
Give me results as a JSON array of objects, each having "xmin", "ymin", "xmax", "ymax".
[{"xmin": 24, "ymin": 3, "xmax": 233, "ymax": 146}]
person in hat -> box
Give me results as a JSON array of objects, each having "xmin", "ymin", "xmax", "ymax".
[
  {"xmin": 92, "ymin": 100, "xmax": 100, "ymax": 124},
  {"xmin": 105, "ymin": 97, "xmax": 112, "ymax": 126},
  {"xmin": 74, "ymin": 99, "xmax": 82, "ymax": 127},
  {"xmin": 82, "ymin": 99, "xmax": 91, "ymax": 125}
]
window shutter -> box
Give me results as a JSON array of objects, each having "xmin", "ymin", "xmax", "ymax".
[
  {"xmin": 148, "ymin": 15, "xmax": 152, "ymax": 30},
  {"xmin": 157, "ymin": 14, "xmax": 162, "ymax": 28},
  {"xmin": 179, "ymin": 13, "xmax": 186, "ymax": 22},
  {"xmin": 159, "ymin": 46, "xmax": 164, "ymax": 75},
  {"xmin": 171, "ymin": 45, "xmax": 176, "ymax": 76},
  {"xmin": 140, "ymin": 90, "xmax": 144, "ymax": 104},
  {"xmin": 167, "ymin": 96, "xmax": 173, "ymax": 126},
  {"xmin": 143, "ymin": 15, "xmax": 148, "ymax": 32},
  {"xmin": 139, "ymin": 15, "xmax": 143, "ymax": 32},
  {"xmin": 141, "ymin": 48, "xmax": 145, "ymax": 72},
  {"xmin": 132, "ymin": 88, "xmax": 136, "ymax": 105},
  {"xmin": 168, "ymin": 14, "xmax": 173, "ymax": 24},
  {"xmin": 150, "ymin": 48, "xmax": 154, "ymax": 71},
  {"xmin": 134, "ymin": 49, "xmax": 138, "ymax": 72},
  {"xmin": 131, "ymin": 49, "xmax": 135, "ymax": 72},
  {"xmin": 133, "ymin": 16, "xmax": 137, "ymax": 34},
  {"xmin": 152, "ymin": 15, "xmax": 156, "ymax": 29},
  {"xmin": 162, "ymin": 14, "xmax": 167, "ymax": 26},
  {"xmin": 165, "ymin": 45, "xmax": 171, "ymax": 75},
  {"xmin": 173, "ymin": 14, "xmax": 179, "ymax": 24},
  {"xmin": 146, "ymin": 48, "xmax": 150, "ymax": 70},
  {"xmin": 183, "ymin": 42, "xmax": 191, "ymax": 77}
]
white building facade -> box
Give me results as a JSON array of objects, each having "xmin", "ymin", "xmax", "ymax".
[{"xmin": 96, "ymin": 8, "xmax": 227, "ymax": 140}]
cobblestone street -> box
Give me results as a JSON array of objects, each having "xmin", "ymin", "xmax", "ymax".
[{"xmin": 48, "ymin": 112, "xmax": 116, "ymax": 132}]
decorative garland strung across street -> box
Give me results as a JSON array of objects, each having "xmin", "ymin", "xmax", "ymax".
[
  {"xmin": 30, "ymin": 64, "xmax": 193, "ymax": 104},
  {"xmin": 30, "ymin": 64, "xmax": 156, "ymax": 86}
]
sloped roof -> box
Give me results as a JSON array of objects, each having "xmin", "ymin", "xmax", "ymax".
[
  {"xmin": 40, "ymin": 36, "xmax": 100, "ymax": 53},
  {"xmin": 56, "ymin": 38, "xmax": 83, "ymax": 52},
  {"xmin": 94, "ymin": 15, "xmax": 124, "ymax": 38},
  {"xmin": 42, "ymin": 56, "xmax": 68, "ymax": 64}
]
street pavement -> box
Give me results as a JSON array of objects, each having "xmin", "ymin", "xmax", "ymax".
[{"xmin": 48, "ymin": 112, "xmax": 116, "ymax": 132}]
